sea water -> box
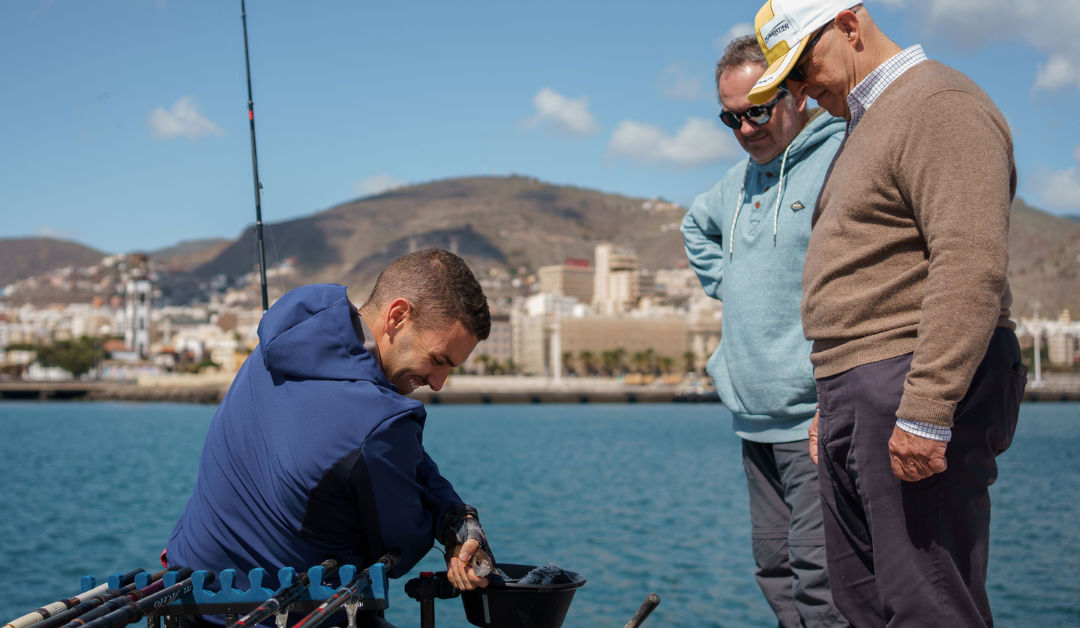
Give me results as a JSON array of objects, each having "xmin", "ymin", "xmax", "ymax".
[{"xmin": 0, "ymin": 402, "xmax": 1077, "ymax": 627}]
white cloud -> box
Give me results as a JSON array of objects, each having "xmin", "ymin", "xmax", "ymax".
[
  {"xmin": 146, "ymin": 96, "xmax": 224, "ymax": 140},
  {"xmin": 1032, "ymin": 143, "xmax": 1080, "ymax": 210},
  {"xmin": 876, "ymin": 0, "xmax": 1080, "ymax": 93},
  {"xmin": 714, "ymin": 22, "xmax": 755, "ymax": 49},
  {"xmin": 607, "ymin": 117, "xmax": 742, "ymax": 169},
  {"xmin": 1034, "ymin": 54, "xmax": 1080, "ymax": 92},
  {"xmin": 523, "ymin": 88, "xmax": 599, "ymax": 137},
  {"xmin": 353, "ymin": 174, "xmax": 407, "ymax": 197},
  {"xmin": 657, "ymin": 63, "xmax": 702, "ymax": 100},
  {"xmin": 36, "ymin": 226, "xmax": 76, "ymax": 240}
]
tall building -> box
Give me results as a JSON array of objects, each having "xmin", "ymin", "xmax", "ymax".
[
  {"xmin": 125, "ymin": 279, "xmax": 152, "ymax": 360},
  {"xmin": 537, "ymin": 259, "xmax": 594, "ymax": 302},
  {"xmin": 593, "ymin": 243, "xmax": 646, "ymax": 315},
  {"xmin": 463, "ymin": 313, "xmax": 513, "ymax": 372}
]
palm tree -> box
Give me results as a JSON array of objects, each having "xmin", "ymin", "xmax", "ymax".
[
  {"xmin": 579, "ymin": 350, "xmax": 596, "ymax": 376},
  {"xmin": 601, "ymin": 350, "xmax": 620, "ymax": 376},
  {"xmin": 476, "ymin": 353, "xmax": 493, "ymax": 375},
  {"xmin": 562, "ymin": 351, "xmax": 575, "ymax": 376},
  {"xmin": 631, "ymin": 351, "xmax": 649, "ymax": 374},
  {"xmin": 614, "ymin": 347, "xmax": 627, "ymax": 376},
  {"xmin": 659, "ymin": 356, "xmax": 675, "ymax": 374},
  {"xmin": 683, "ymin": 351, "xmax": 698, "ymax": 375}
]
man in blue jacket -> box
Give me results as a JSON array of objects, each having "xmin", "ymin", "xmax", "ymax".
[
  {"xmin": 681, "ymin": 36, "xmax": 847, "ymax": 627},
  {"xmin": 166, "ymin": 249, "xmax": 493, "ymax": 626}
]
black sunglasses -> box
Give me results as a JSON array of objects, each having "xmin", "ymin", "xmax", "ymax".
[
  {"xmin": 719, "ymin": 91, "xmax": 787, "ymax": 129},
  {"xmin": 785, "ymin": 23, "xmax": 828, "ymax": 84}
]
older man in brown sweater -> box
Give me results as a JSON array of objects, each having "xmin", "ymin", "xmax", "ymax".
[{"xmin": 747, "ymin": 1, "xmax": 1027, "ymax": 626}]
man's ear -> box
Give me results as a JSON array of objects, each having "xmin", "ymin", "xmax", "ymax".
[
  {"xmin": 836, "ymin": 9, "xmax": 861, "ymax": 48},
  {"xmin": 384, "ymin": 298, "xmax": 412, "ymax": 341}
]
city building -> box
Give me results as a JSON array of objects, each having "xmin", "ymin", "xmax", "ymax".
[{"xmin": 537, "ymin": 259, "xmax": 594, "ymax": 303}]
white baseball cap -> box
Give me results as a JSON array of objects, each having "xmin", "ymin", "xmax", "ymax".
[{"xmin": 748, "ymin": 0, "xmax": 860, "ymax": 104}]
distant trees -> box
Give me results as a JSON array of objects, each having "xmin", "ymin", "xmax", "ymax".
[
  {"xmin": 11, "ymin": 336, "xmax": 109, "ymax": 378},
  {"xmin": 562, "ymin": 351, "xmax": 575, "ymax": 376},
  {"xmin": 683, "ymin": 351, "xmax": 698, "ymax": 375},
  {"xmin": 578, "ymin": 350, "xmax": 597, "ymax": 376},
  {"xmin": 600, "ymin": 348, "xmax": 626, "ymax": 376}
]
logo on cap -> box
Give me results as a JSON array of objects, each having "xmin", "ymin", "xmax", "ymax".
[{"xmin": 764, "ymin": 21, "xmax": 790, "ymax": 47}]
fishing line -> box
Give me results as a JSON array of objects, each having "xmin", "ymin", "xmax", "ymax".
[{"xmin": 266, "ymin": 222, "xmax": 286, "ymax": 295}]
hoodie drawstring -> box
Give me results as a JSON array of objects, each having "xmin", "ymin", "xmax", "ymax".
[
  {"xmin": 773, "ymin": 143, "xmax": 792, "ymax": 246},
  {"xmin": 728, "ymin": 143, "xmax": 793, "ymax": 260}
]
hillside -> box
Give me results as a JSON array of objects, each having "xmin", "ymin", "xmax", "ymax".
[
  {"xmin": 194, "ymin": 176, "xmax": 688, "ymax": 298},
  {"xmin": 1008, "ymin": 198, "xmax": 1080, "ymax": 318},
  {"xmin": 149, "ymin": 238, "xmax": 231, "ymax": 272},
  {"xmin": 4, "ymin": 179, "xmax": 1079, "ymax": 317},
  {"xmin": 0, "ymin": 238, "xmax": 105, "ymax": 288}
]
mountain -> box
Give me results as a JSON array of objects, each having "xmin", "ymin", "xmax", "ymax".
[
  {"xmin": 0, "ymin": 238, "xmax": 105, "ymax": 288},
  {"xmin": 1008, "ymin": 198, "xmax": 1080, "ymax": 318},
  {"xmin": 5, "ymin": 179, "xmax": 1078, "ymax": 318},
  {"xmin": 148, "ymin": 238, "xmax": 232, "ymax": 272},
  {"xmin": 193, "ymin": 175, "xmax": 688, "ymax": 298}
]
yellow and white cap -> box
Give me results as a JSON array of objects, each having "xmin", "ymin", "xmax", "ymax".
[{"xmin": 748, "ymin": 0, "xmax": 860, "ymax": 104}]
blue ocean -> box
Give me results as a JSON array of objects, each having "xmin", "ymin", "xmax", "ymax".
[{"xmin": 0, "ymin": 402, "xmax": 1077, "ymax": 627}]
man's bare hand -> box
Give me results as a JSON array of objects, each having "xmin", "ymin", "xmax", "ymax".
[
  {"xmin": 888, "ymin": 425, "xmax": 947, "ymax": 481},
  {"xmin": 809, "ymin": 411, "xmax": 819, "ymax": 466},
  {"xmin": 445, "ymin": 538, "xmax": 489, "ymax": 591}
]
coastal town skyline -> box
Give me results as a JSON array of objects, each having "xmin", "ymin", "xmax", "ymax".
[{"xmin": 2, "ymin": 0, "xmax": 1079, "ymax": 254}]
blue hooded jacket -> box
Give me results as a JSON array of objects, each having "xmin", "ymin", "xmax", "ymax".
[
  {"xmin": 681, "ymin": 109, "xmax": 845, "ymax": 443},
  {"xmin": 166, "ymin": 284, "xmax": 463, "ymax": 586}
]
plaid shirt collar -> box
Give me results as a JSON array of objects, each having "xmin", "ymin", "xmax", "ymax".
[{"xmin": 847, "ymin": 44, "xmax": 928, "ymax": 134}]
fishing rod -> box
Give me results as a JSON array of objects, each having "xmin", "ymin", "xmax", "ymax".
[
  {"xmin": 240, "ymin": 0, "xmax": 270, "ymax": 312},
  {"xmin": 60, "ymin": 569, "xmax": 193, "ymax": 628},
  {"xmin": 290, "ymin": 553, "xmax": 399, "ymax": 628},
  {"xmin": 75, "ymin": 569, "xmax": 208, "ymax": 628},
  {"xmin": 35, "ymin": 569, "xmax": 177, "ymax": 628},
  {"xmin": 228, "ymin": 559, "xmax": 339, "ymax": 628},
  {"xmin": 4, "ymin": 569, "xmax": 146, "ymax": 628}
]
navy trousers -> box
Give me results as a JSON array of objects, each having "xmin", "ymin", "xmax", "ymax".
[{"xmin": 815, "ymin": 327, "xmax": 1024, "ymax": 627}]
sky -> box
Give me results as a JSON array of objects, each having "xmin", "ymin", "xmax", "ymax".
[{"xmin": 2, "ymin": 0, "xmax": 1079, "ymax": 254}]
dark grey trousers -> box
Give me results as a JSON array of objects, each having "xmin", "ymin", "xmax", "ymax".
[
  {"xmin": 744, "ymin": 439, "xmax": 849, "ymax": 628},
  {"xmin": 815, "ymin": 327, "xmax": 1025, "ymax": 627}
]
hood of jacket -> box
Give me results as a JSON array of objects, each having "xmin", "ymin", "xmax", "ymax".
[
  {"xmin": 759, "ymin": 107, "xmax": 844, "ymax": 171},
  {"xmin": 257, "ymin": 283, "xmax": 392, "ymax": 389}
]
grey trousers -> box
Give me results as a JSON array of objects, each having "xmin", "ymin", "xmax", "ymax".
[
  {"xmin": 743, "ymin": 439, "xmax": 849, "ymax": 628},
  {"xmin": 815, "ymin": 327, "xmax": 1024, "ymax": 627}
]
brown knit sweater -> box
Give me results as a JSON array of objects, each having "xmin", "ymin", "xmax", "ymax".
[{"xmin": 801, "ymin": 61, "xmax": 1016, "ymax": 428}]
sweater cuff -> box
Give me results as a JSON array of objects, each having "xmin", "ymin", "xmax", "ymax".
[{"xmin": 896, "ymin": 391, "xmax": 955, "ymax": 428}]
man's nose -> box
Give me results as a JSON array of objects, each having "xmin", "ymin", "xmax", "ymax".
[
  {"xmin": 740, "ymin": 117, "xmax": 759, "ymax": 135},
  {"xmin": 429, "ymin": 368, "xmax": 449, "ymax": 392}
]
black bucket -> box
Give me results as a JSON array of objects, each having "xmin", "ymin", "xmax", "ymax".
[{"xmin": 460, "ymin": 563, "xmax": 586, "ymax": 628}]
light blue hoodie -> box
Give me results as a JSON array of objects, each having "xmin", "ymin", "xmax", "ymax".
[{"xmin": 682, "ymin": 109, "xmax": 845, "ymax": 443}]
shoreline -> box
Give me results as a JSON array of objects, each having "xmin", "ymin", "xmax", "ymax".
[{"xmin": 2, "ymin": 376, "xmax": 1079, "ymax": 403}]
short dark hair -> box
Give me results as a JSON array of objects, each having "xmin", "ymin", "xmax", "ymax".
[
  {"xmin": 715, "ymin": 35, "xmax": 766, "ymax": 94},
  {"xmin": 362, "ymin": 249, "xmax": 491, "ymax": 341}
]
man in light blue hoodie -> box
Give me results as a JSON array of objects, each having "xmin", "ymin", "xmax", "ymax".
[{"xmin": 682, "ymin": 36, "xmax": 847, "ymax": 628}]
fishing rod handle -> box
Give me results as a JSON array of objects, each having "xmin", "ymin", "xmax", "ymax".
[
  {"xmin": 230, "ymin": 559, "xmax": 340, "ymax": 628},
  {"xmin": 77, "ymin": 574, "xmax": 201, "ymax": 628},
  {"xmin": 71, "ymin": 566, "xmax": 196, "ymax": 628},
  {"xmin": 38, "ymin": 569, "xmax": 175, "ymax": 628},
  {"xmin": 5, "ymin": 570, "xmax": 146, "ymax": 628},
  {"xmin": 623, "ymin": 593, "xmax": 661, "ymax": 628},
  {"xmin": 290, "ymin": 553, "xmax": 399, "ymax": 628},
  {"xmin": 62, "ymin": 569, "xmax": 190, "ymax": 628}
]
